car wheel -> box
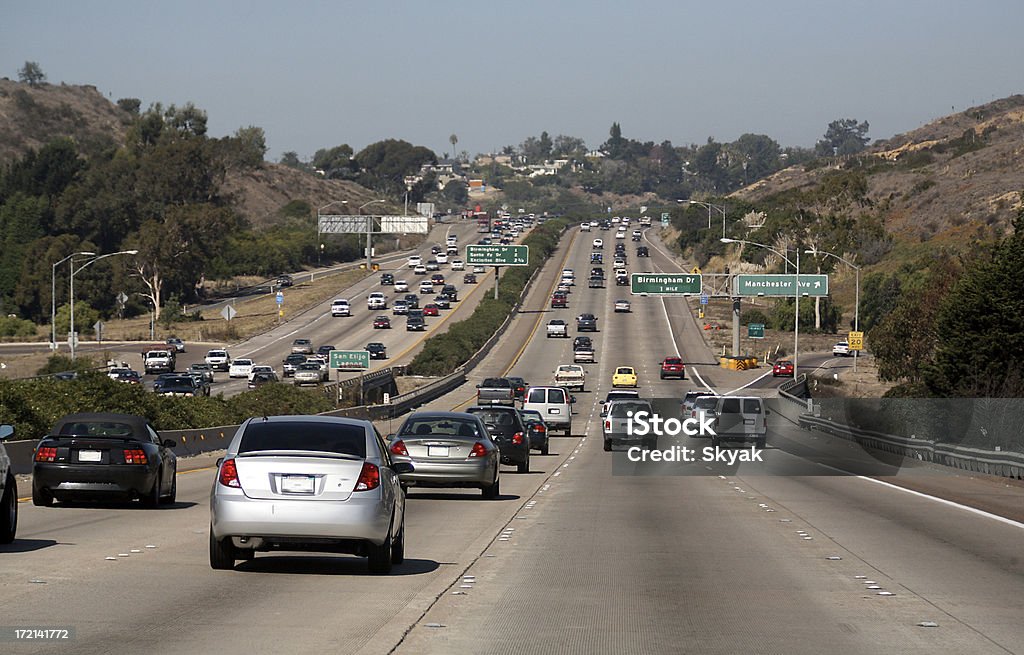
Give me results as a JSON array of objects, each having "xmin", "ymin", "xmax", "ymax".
[
  {"xmin": 32, "ymin": 485, "xmax": 53, "ymax": 507},
  {"xmin": 238, "ymin": 549, "xmax": 255, "ymax": 561},
  {"xmin": 160, "ymin": 473, "xmax": 177, "ymax": 505},
  {"xmin": 541, "ymin": 442, "xmax": 549, "ymax": 456},
  {"xmin": 660, "ymin": 372, "xmax": 665, "ymax": 379},
  {"xmin": 391, "ymin": 513, "xmax": 406, "ymax": 565},
  {"xmin": 367, "ymin": 524, "xmax": 394, "ymax": 575},
  {"xmin": 603, "ymin": 439, "xmax": 612, "ymax": 452},
  {"xmin": 756, "ymin": 437, "xmax": 767, "ymax": 449},
  {"xmin": 517, "ymin": 455, "xmax": 530, "ymax": 474},
  {"xmin": 711, "ymin": 436, "xmax": 721, "ymax": 448},
  {"xmin": 143, "ymin": 473, "xmax": 161, "ymax": 508},
  {"xmin": 482, "ymin": 476, "xmax": 500, "ymax": 499},
  {"xmin": 0, "ymin": 474, "xmax": 17, "ymax": 544},
  {"xmin": 209, "ymin": 528, "xmax": 237, "ymax": 570}
]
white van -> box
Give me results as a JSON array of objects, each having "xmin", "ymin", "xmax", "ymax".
[
  {"xmin": 522, "ymin": 386, "xmax": 573, "ymax": 436},
  {"xmin": 710, "ymin": 396, "xmax": 769, "ymax": 449}
]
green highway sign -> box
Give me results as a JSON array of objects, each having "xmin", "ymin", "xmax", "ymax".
[
  {"xmin": 466, "ymin": 244, "xmax": 529, "ymax": 266},
  {"xmin": 329, "ymin": 350, "xmax": 370, "ymax": 370},
  {"xmin": 630, "ymin": 273, "xmax": 702, "ymax": 296},
  {"xmin": 748, "ymin": 323, "xmax": 765, "ymax": 338},
  {"xmin": 734, "ymin": 274, "xmax": 829, "ymax": 297}
]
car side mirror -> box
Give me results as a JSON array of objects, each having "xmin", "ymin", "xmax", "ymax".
[
  {"xmin": 570, "ymin": 396, "xmax": 577, "ymax": 403},
  {"xmin": 475, "ymin": 384, "xmax": 481, "ymax": 388},
  {"xmin": 162, "ymin": 439, "xmax": 177, "ymax": 448},
  {"xmin": 764, "ymin": 410, "xmax": 771, "ymax": 416},
  {"xmin": 392, "ymin": 462, "xmax": 415, "ymax": 475}
]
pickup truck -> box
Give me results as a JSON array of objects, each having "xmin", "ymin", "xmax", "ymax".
[
  {"xmin": 546, "ymin": 320, "xmax": 569, "ymax": 338},
  {"xmin": 143, "ymin": 350, "xmax": 175, "ymax": 374},
  {"xmin": 475, "ymin": 377, "xmax": 516, "ymax": 406},
  {"xmin": 554, "ymin": 364, "xmax": 587, "ymax": 392},
  {"xmin": 576, "ymin": 313, "xmax": 598, "ymax": 332}
]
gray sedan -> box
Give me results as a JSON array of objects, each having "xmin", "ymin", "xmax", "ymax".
[
  {"xmin": 209, "ymin": 415, "xmax": 413, "ymax": 574},
  {"xmin": 388, "ymin": 412, "xmax": 501, "ymax": 499}
]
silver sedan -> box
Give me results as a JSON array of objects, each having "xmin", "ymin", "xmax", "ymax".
[
  {"xmin": 209, "ymin": 415, "xmax": 413, "ymax": 574},
  {"xmin": 388, "ymin": 412, "xmax": 501, "ymax": 499}
]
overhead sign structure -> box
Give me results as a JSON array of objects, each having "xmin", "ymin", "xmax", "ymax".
[
  {"xmin": 466, "ymin": 244, "xmax": 529, "ymax": 266},
  {"xmin": 734, "ymin": 274, "xmax": 829, "ymax": 297},
  {"xmin": 319, "ymin": 215, "xmax": 429, "ymax": 235},
  {"xmin": 748, "ymin": 323, "xmax": 765, "ymax": 338},
  {"xmin": 848, "ymin": 331, "xmax": 864, "ymax": 351},
  {"xmin": 329, "ymin": 350, "xmax": 370, "ymax": 370},
  {"xmin": 630, "ymin": 273, "xmax": 702, "ymax": 296}
]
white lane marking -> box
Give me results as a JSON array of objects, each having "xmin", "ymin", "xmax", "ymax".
[{"xmin": 723, "ymin": 369, "xmax": 775, "ymax": 395}]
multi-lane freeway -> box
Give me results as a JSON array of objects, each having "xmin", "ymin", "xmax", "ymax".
[{"xmin": 2, "ymin": 223, "xmax": 1022, "ymax": 655}]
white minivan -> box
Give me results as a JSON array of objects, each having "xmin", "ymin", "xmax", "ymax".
[
  {"xmin": 522, "ymin": 386, "xmax": 574, "ymax": 436},
  {"xmin": 709, "ymin": 396, "xmax": 769, "ymax": 449}
]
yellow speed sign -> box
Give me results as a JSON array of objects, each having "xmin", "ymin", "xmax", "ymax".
[{"xmin": 848, "ymin": 331, "xmax": 864, "ymax": 350}]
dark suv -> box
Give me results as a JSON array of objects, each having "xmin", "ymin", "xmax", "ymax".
[{"xmin": 465, "ymin": 406, "xmax": 530, "ymax": 473}]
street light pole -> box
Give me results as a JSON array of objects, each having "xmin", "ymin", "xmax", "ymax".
[
  {"xmin": 722, "ymin": 237, "xmax": 800, "ymax": 380},
  {"xmin": 69, "ymin": 250, "xmax": 138, "ymax": 359},
  {"xmin": 805, "ymin": 248, "xmax": 861, "ymax": 372},
  {"xmin": 690, "ymin": 200, "xmax": 728, "ymax": 238},
  {"xmin": 51, "ymin": 251, "xmax": 94, "ymax": 351}
]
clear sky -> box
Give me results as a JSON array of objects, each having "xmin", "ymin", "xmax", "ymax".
[{"xmin": 3, "ymin": 1, "xmax": 1022, "ymax": 161}]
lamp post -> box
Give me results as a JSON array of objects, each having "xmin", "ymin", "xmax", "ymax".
[
  {"xmin": 69, "ymin": 250, "xmax": 138, "ymax": 359},
  {"xmin": 722, "ymin": 238, "xmax": 801, "ymax": 380},
  {"xmin": 689, "ymin": 200, "xmax": 728, "ymax": 238},
  {"xmin": 51, "ymin": 251, "xmax": 95, "ymax": 351},
  {"xmin": 805, "ymin": 248, "xmax": 861, "ymax": 372}
]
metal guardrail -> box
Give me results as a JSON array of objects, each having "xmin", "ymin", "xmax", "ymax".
[{"xmin": 798, "ymin": 413, "xmax": 1024, "ymax": 480}]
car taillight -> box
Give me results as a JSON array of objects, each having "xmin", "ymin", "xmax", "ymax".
[
  {"xmin": 218, "ymin": 458, "xmax": 241, "ymax": 488},
  {"xmin": 535, "ymin": 424, "xmax": 546, "ymax": 433},
  {"xmin": 123, "ymin": 448, "xmax": 148, "ymax": 465},
  {"xmin": 390, "ymin": 440, "xmax": 409, "ymax": 457},
  {"xmin": 354, "ymin": 462, "xmax": 380, "ymax": 492},
  {"xmin": 468, "ymin": 442, "xmax": 488, "ymax": 458},
  {"xmin": 604, "ymin": 420, "xmax": 611, "ymax": 431},
  {"xmin": 511, "ymin": 432, "xmax": 524, "ymax": 445},
  {"xmin": 35, "ymin": 447, "xmax": 57, "ymax": 462}
]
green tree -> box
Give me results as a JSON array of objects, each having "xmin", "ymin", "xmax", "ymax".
[
  {"xmin": 602, "ymin": 122, "xmax": 626, "ymax": 159},
  {"xmin": 859, "ymin": 272, "xmax": 902, "ymax": 332},
  {"xmin": 449, "ymin": 134, "xmax": 458, "ymax": 158},
  {"xmin": 279, "ymin": 151, "xmax": 304, "ymax": 168},
  {"xmin": 925, "ymin": 211, "xmax": 1024, "ymax": 396},
  {"xmin": 354, "ymin": 139, "xmax": 436, "ymax": 193},
  {"xmin": 816, "ymin": 118, "xmax": 870, "ymax": 156},
  {"xmin": 116, "ymin": 98, "xmax": 141, "ymax": 115},
  {"xmin": 552, "ymin": 135, "xmax": 586, "ymax": 157},
  {"xmin": 312, "ymin": 144, "xmax": 354, "ymax": 177},
  {"xmin": 227, "ymin": 126, "xmax": 267, "ymax": 169},
  {"xmin": 441, "ymin": 180, "xmax": 468, "ymax": 206},
  {"xmin": 18, "ymin": 61, "xmax": 46, "ymax": 86}
]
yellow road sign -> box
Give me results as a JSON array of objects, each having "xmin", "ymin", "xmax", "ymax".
[
  {"xmin": 691, "ymin": 266, "xmax": 701, "ymax": 274},
  {"xmin": 848, "ymin": 331, "xmax": 864, "ymax": 350}
]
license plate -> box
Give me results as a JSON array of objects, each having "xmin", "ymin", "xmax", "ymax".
[
  {"xmin": 427, "ymin": 446, "xmax": 449, "ymax": 457},
  {"xmin": 548, "ymin": 408, "xmax": 561, "ymax": 414},
  {"xmin": 281, "ymin": 475, "xmax": 315, "ymax": 494},
  {"xmin": 744, "ymin": 419, "xmax": 755, "ymax": 425},
  {"xmin": 79, "ymin": 450, "xmax": 101, "ymax": 462}
]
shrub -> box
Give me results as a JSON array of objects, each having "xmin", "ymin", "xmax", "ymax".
[
  {"xmin": 740, "ymin": 308, "xmax": 768, "ymax": 326},
  {"xmin": 0, "ymin": 315, "xmax": 37, "ymax": 337}
]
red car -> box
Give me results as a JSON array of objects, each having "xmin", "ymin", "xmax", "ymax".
[
  {"xmin": 373, "ymin": 315, "xmax": 391, "ymax": 329},
  {"xmin": 772, "ymin": 360, "xmax": 794, "ymax": 377},
  {"xmin": 431, "ymin": 274, "xmax": 445, "ymax": 286},
  {"xmin": 659, "ymin": 356, "xmax": 686, "ymax": 380},
  {"xmin": 551, "ymin": 292, "xmax": 568, "ymax": 309},
  {"xmin": 423, "ymin": 304, "xmax": 440, "ymax": 317}
]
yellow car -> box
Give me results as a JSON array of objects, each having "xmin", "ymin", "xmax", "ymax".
[{"xmin": 611, "ymin": 366, "xmax": 638, "ymax": 388}]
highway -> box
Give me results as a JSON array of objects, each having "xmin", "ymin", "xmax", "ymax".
[{"xmin": 2, "ymin": 224, "xmax": 1022, "ymax": 655}]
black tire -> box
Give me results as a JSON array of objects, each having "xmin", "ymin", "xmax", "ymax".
[
  {"xmin": 517, "ymin": 455, "xmax": 530, "ymax": 474},
  {"xmin": 711, "ymin": 436, "xmax": 721, "ymax": 448},
  {"xmin": 541, "ymin": 442, "xmax": 549, "ymax": 456},
  {"xmin": 660, "ymin": 372, "xmax": 665, "ymax": 380},
  {"xmin": 32, "ymin": 485, "xmax": 53, "ymax": 507},
  {"xmin": 391, "ymin": 514, "xmax": 406, "ymax": 565},
  {"xmin": 756, "ymin": 437, "xmax": 767, "ymax": 449},
  {"xmin": 367, "ymin": 525, "xmax": 394, "ymax": 575},
  {"xmin": 160, "ymin": 473, "xmax": 177, "ymax": 505},
  {"xmin": 209, "ymin": 529, "xmax": 238, "ymax": 570},
  {"xmin": 0, "ymin": 474, "xmax": 17, "ymax": 544},
  {"xmin": 143, "ymin": 473, "xmax": 161, "ymax": 508},
  {"xmin": 482, "ymin": 476, "xmax": 500, "ymax": 499},
  {"xmin": 603, "ymin": 440, "xmax": 612, "ymax": 452},
  {"xmin": 238, "ymin": 548, "xmax": 255, "ymax": 560}
]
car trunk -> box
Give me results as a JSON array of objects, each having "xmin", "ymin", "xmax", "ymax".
[
  {"xmin": 234, "ymin": 453, "xmax": 366, "ymax": 501},
  {"xmin": 40, "ymin": 436, "xmax": 141, "ymax": 465},
  {"xmin": 401, "ymin": 437, "xmax": 476, "ymax": 460}
]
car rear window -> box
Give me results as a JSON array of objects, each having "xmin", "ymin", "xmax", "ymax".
[
  {"xmin": 59, "ymin": 421, "xmax": 137, "ymax": 438},
  {"xmin": 609, "ymin": 401, "xmax": 651, "ymax": 418},
  {"xmin": 694, "ymin": 397, "xmax": 718, "ymax": 410},
  {"xmin": 238, "ymin": 421, "xmax": 367, "ymax": 458},
  {"xmin": 742, "ymin": 399, "xmax": 762, "ymax": 413},
  {"xmin": 400, "ymin": 418, "xmax": 482, "ymax": 439},
  {"xmin": 721, "ymin": 398, "xmax": 742, "ymax": 414},
  {"xmin": 468, "ymin": 408, "xmax": 516, "ymax": 426},
  {"xmin": 482, "ymin": 378, "xmax": 511, "ymax": 388},
  {"xmin": 547, "ymin": 388, "xmax": 566, "ymax": 403}
]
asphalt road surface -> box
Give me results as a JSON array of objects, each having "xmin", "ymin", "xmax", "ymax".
[{"xmin": 3, "ymin": 225, "xmax": 1022, "ymax": 655}]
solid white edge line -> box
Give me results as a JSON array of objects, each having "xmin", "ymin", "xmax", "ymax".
[
  {"xmin": 724, "ymin": 369, "xmax": 775, "ymax": 395},
  {"xmin": 806, "ymin": 460, "xmax": 1024, "ymax": 530}
]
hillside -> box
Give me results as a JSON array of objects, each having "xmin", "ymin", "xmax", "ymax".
[
  {"xmin": 733, "ymin": 95, "xmax": 1024, "ymax": 246},
  {"xmin": 0, "ymin": 79, "xmax": 395, "ymax": 223}
]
